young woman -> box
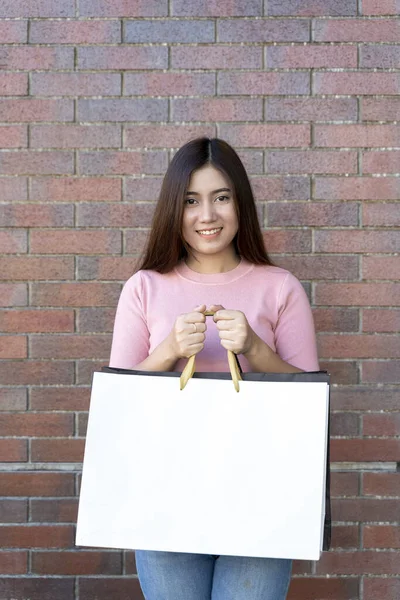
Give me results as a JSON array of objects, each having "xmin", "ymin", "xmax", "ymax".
[{"xmin": 109, "ymin": 137, "xmax": 319, "ymax": 600}]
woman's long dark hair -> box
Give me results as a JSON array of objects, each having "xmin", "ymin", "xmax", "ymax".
[{"xmin": 138, "ymin": 138, "xmax": 272, "ymax": 273}]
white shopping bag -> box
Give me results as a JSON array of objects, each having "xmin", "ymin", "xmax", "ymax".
[{"xmin": 76, "ymin": 368, "xmax": 330, "ymax": 561}]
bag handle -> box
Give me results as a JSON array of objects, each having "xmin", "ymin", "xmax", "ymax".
[{"xmin": 180, "ymin": 310, "xmax": 242, "ymax": 392}]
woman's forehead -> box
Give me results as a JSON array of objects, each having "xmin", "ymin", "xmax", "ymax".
[{"xmin": 188, "ymin": 165, "xmax": 231, "ymax": 193}]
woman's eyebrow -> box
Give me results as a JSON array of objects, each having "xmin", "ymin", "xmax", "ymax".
[{"xmin": 185, "ymin": 187, "xmax": 231, "ymax": 195}]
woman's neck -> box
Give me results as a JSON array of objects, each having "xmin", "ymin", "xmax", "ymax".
[{"xmin": 185, "ymin": 250, "xmax": 241, "ymax": 274}]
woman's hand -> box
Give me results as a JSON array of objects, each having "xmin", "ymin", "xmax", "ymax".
[
  {"xmin": 169, "ymin": 304, "xmax": 207, "ymax": 359},
  {"xmin": 209, "ymin": 304, "xmax": 256, "ymax": 355}
]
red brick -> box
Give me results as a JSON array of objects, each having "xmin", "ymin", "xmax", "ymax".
[
  {"xmin": 363, "ymin": 97, "xmax": 400, "ymax": 121},
  {"xmin": 125, "ymin": 177, "xmax": 162, "ymax": 201},
  {"xmin": 0, "ymin": 98, "xmax": 73, "ymax": 122},
  {"xmin": 263, "ymin": 230, "xmax": 312, "ymax": 253},
  {"xmin": 363, "ymin": 473, "xmax": 400, "ymax": 497},
  {"xmin": 0, "ymin": 151, "xmax": 74, "ymax": 175},
  {"xmin": 31, "ymin": 439, "xmax": 85, "ymax": 463},
  {"xmin": 267, "ymin": 44, "xmax": 356, "ymax": 68},
  {"xmin": 363, "ymin": 151, "xmax": 400, "ymax": 174},
  {"xmin": 30, "ymin": 334, "xmax": 112, "ymax": 359},
  {"xmin": 79, "ymin": 98, "xmax": 168, "ymax": 122},
  {"xmin": 0, "ymin": 579, "xmax": 74, "ymax": 600},
  {"xmin": 125, "ymin": 19, "xmax": 214, "ymax": 43},
  {"xmin": 363, "ymin": 361, "xmax": 400, "ymax": 384},
  {"xmin": 124, "ymin": 72, "xmax": 215, "ymax": 96},
  {"xmin": 0, "ymin": 388, "xmax": 27, "ymax": 411},
  {"xmin": 0, "ymin": 21, "xmax": 27, "ymax": 42},
  {"xmin": 31, "ymin": 283, "xmax": 121, "ymax": 307},
  {"xmin": 2, "ymin": 525, "xmax": 74, "ymax": 549},
  {"xmin": 316, "ymin": 550, "xmax": 400, "ymax": 575},
  {"xmin": 31, "ymin": 550, "xmax": 122, "ymax": 575},
  {"xmin": 0, "ymin": 283, "xmax": 27, "ymax": 307},
  {"xmin": 0, "ymin": 472, "xmax": 74, "ymax": 496},
  {"xmin": 0, "ymin": 257, "xmax": 74, "ymax": 281},
  {"xmin": 0, "ymin": 335, "xmax": 27, "ymax": 359},
  {"xmin": 315, "ymin": 177, "xmax": 400, "ymax": 200},
  {"xmin": 0, "ymin": 73, "xmax": 27, "ymax": 95},
  {"xmin": 78, "ymin": 46, "xmax": 167, "ymax": 69},
  {"xmin": 332, "ymin": 438, "xmax": 400, "ymax": 462},
  {"xmin": 0, "ymin": 177, "xmax": 27, "ymax": 201},
  {"xmin": 319, "ymin": 333, "xmax": 400, "ymax": 358},
  {"xmin": 0, "ymin": 125, "xmax": 27, "ymax": 148},
  {"xmin": 275, "ymin": 255, "xmax": 358, "ymax": 281},
  {"xmin": 124, "ymin": 230, "xmax": 150, "ymax": 255},
  {"xmin": 331, "ymin": 412, "xmax": 360, "ymax": 436},
  {"xmin": 361, "ymin": 45, "xmax": 400, "ymax": 68},
  {"xmin": 268, "ymin": 151, "xmax": 357, "ymax": 174},
  {"xmin": 315, "ymin": 18, "xmax": 400, "ymax": 41},
  {"xmin": 0, "ymin": 551, "xmax": 27, "ymax": 574},
  {"xmin": 31, "ymin": 177, "xmax": 121, "ymax": 202},
  {"xmin": 362, "ymin": 0, "xmax": 400, "ymax": 14},
  {"xmin": 219, "ymin": 72, "xmax": 310, "ymax": 95},
  {"xmin": 79, "ymin": 0, "xmax": 167, "ymax": 16},
  {"xmin": 0, "ymin": 47, "xmax": 73, "ymax": 70},
  {"xmin": 267, "ymin": 202, "xmax": 358, "ymax": 226},
  {"xmin": 315, "ymin": 124, "xmax": 400, "ymax": 147},
  {"xmin": 331, "ymin": 472, "xmax": 360, "ymax": 497},
  {"xmin": 313, "ymin": 308, "xmax": 359, "ymax": 332},
  {"xmin": 78, "ymin": 413, "xmax": 88, "ymax": 437},
  {"xmin": 76, "ymin": 360, "xmax": 107, "ymax": 385},
  {"xmin": 78, "ymin": 308, "xmax": 116, "ymax": 333},
  {"xmin": 30, "ymin": 20, "xmax": 121, "ymax": 43},
  {"xmin": 171, "ymin": 45, "xmax": 261, "ymax": 68},
  {"xmin": 79, "ymin": 150, "xmax": 167, "ymax": 175},
  {"xmin": 315, "ymin": 230, "xmax": 400, "ymax": 253},
  {"xmin": 0, "ymin": 413, "xmax": 73, "ymax": 437},
  {"xmin": 363, "ymin": 414, "xmax": 400, "ymax": 436},
  {"xmin": 0, "ymin": 499, "xmax": 28, "ymax": 523},
  {"xmin": 315, "ymin": 72, "xmax": 400, "ymax": 95},
  {"xmin": 363, "ymin": 203, "xmax": 400, "ymax": 226},
  {"xmin": 78, "ymin": 257, "xmax": 137, "ymax": 280},
  {"xmin": 77, "ymin": 203, "xmax": 154, "ymax": 227},
  {"xmin": 287, "ymin": 578, "xmax": 359, "ymax": 600},
  {"xmin": 331, "ymin": 525, "xmax": 359, "ymax": 549},
  {"xmin": 315, "ymin": 283, "xmax": 400, "ymax": 306},
  {"xmin": 266, "ymin": 97, "xmax": 357, "ymax": 121},
  {"xmin": 220, "ymin": 124, "xmax": 310, "ymax": 147},
  {"xmin": 0, "ymin": 229, "xmax": 27, "ymax": 253},
  {"xmin": 30, "ymin": 386, "xmax": 91, "ymax": 411},
  {"xmin": 0, "ymin": 310, "xmax": 74, "ymax": 333},
  {"xmin": 30, "ymin": 229, "xmax": 121, "ymax": 254},
  {"xmin": 364, "ymin": 578, "xmax": 400, "ymax": 600},
  {"xmin": 173, "ymin": 100, "xmax": 262, "ymax": 123},
  {"xmin": 0, "ymin": 361, "xmax": 74, "ymax": 385},
  {"xmin": 31, "ymin": 125, "xmax": 121, "ymax": 149},
  {"xmin": 0, "ymin": 204, "xmax": 73, "ymax": 227},
  {"xmin": 30, "ymin": 498, "xmax": 78, "ymax": 523},
  {"xmin": 252, "ymin": 177, "xmax": 310, "ymax": 201},
  {"xmin": 124, "ymin": 124, "xmax": 216, "ymax": 148},
  {"xmin": 218, "ymin": 18, "xmax": 309, "ymax": 41},
  {"xmin": 363, "ymin": 308, "xmax": 400, "ymax": 333},
  {"xmin": 320, "ymin": 360, "xmax": 358, "ymax": 384},
  {"xmin": 172, "ymin": 0, "xmax": 262, "ymax": 15},
  {"xmin": 0, "ymin": 439, "xmax": 28, "ymax": 462},
  {"xmin": 0, "ymin": 0, "xmax": 74, "ymax": 16},
  {"xmin": 331, "ymin": 386, "xmax": 399, "ymax": 411},
  {"xmin": 31, "ymin": 72, "xmax": 121, "ymax": 96},
  {"xmin": 236, "ymin": 150, "xmax": 263, "ymax": 174},
  {"xmin": 268, "ymin": 0, "xmax": 357, "ymax": 15},
  {"xmin": 363, "ymin": 257, "xmax": 400, "ymax": 281}
]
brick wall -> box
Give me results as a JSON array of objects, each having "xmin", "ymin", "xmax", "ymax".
[{"xmin": 0, "ymin": 1, "xmax": 399, "ymax": 599}]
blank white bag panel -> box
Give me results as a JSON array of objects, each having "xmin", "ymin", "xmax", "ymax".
[{"xmin": 76, "ymin": 372, "xmax": 329, "ymax": 561}]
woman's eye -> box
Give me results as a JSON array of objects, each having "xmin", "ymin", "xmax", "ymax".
[
  {"xmin": 184, "ymin": 198, "xmax": 197, "ymax": 205},
  {"xmin": 215, "ymin": 195, "xmax": 229, "ymax": 202}
]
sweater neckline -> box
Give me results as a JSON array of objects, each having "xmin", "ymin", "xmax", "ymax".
[{"xmin": 174, "ymin": 258, "xmax": 254, "ymax": 284}]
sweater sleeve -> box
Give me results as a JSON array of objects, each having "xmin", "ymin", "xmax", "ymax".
[
  {"xmin": 274, "ymin": 272, "xmax": 319, "ymax": 372},
  {"xmin": 109, "ymin": 272, "xmax": 150, "ymax": 369}
]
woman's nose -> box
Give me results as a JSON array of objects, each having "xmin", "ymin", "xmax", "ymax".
[{"xmin": 199, "ymin": 201, "xmax": 216, "ymax": 221}]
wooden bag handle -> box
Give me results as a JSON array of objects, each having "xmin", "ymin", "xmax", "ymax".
[{"xmin": 179, "ymin": 310, "xmax": 242, "ymax": 393}]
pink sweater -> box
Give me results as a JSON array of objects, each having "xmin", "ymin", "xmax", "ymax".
[{"xmin": 109, "ymin": 259, "xmax": 319, "ymax": 373}]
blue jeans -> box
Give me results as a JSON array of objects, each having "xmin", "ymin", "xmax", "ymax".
[{"xmin": 135, "ymin": 550, "xmax": 292, "ymax": 600}]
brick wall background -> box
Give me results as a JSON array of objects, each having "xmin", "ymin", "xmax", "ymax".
[{"xmin": 0, "ymin": 1, "xmax": 399, "ymax": 599}]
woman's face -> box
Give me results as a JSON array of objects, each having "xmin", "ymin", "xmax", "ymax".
[{"xmin": 181, "ymin": 165, "xmax": 239, "ymax": 266}]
